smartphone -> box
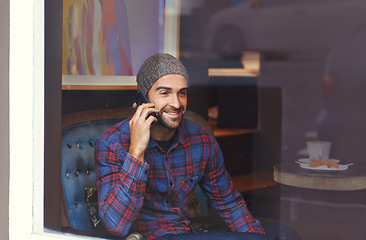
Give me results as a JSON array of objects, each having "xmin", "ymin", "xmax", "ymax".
[{"xmin": 136, "ymin": 93, "xmax": 159, "ymax": 120}]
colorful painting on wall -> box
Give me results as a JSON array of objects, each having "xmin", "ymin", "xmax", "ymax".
[{"xmin": 62, "ymin": 0, "xmax": 168, "ymax": 78}]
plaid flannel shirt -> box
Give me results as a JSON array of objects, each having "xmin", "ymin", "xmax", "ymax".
[{"xmin": 95, "ymin": 118, "xmax": 265, "ymax": 239}]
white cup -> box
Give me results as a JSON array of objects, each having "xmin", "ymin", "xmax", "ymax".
[{"xmin": 306, "ymin": 141, "xmax": 332, "ymax": 160}]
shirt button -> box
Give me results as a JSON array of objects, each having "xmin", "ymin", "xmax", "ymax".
[
  {"xmin": 145, "ymin": 170, "xmax": 148, "ymax": 175},
  {"xmin": 170, "ymin": 181, "xmax": 173, "ymax": 186}
]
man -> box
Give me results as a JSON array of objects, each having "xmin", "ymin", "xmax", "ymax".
[{"xmin": 95, "ymin": 53, "xmax": 296, "ymax": 240}]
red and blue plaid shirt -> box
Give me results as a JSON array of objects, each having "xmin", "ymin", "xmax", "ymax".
[{"xmin": 95, "ymin": 117, "xmax": 265, "ymax": 239}]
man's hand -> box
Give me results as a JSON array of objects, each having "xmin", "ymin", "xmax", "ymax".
[{"xmin": 128, "ymin": 103, "xmax": 158, "ymax": 161}]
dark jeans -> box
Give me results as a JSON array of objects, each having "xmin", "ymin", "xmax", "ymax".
[{"xmin": 155, "ymin": 223, "xmax": 300, "ymax": 240}]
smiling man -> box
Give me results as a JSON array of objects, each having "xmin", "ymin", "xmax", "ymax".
[{"xmin": 94, "ymin": 53, "xmax": 297, "ymax": 240}]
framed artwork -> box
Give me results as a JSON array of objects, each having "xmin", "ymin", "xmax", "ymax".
[{"xmin": 62, "ymin": 0, "xmax": 180, "ymax": 90}]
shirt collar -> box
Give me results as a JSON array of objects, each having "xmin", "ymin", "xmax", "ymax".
[{"xmin": 146, "ymin": 119, "xmax": 186, "ymax": 150}]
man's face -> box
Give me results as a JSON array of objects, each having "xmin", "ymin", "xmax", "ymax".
[{"xmin": 148, "ymin": 74, "xmax": 188, "ymax": 129}]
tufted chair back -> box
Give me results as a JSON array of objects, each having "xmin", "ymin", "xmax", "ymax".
[
  {"xmin": 61, "ymin": 108, "xmax": 210, "ymax": 233},
  {"xmin": 61, "ymin": 108, "xmax": 136, "ymax": 232}
]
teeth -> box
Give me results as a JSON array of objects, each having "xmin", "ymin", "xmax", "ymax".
[{"xmin": 166, "ymin": 112, "xmax": 179, "ymax": 115}]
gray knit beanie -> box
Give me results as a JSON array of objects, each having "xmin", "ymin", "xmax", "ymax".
[{"xmin": 136, "ymin": 53, "xmax": 189, "ymax": 96}]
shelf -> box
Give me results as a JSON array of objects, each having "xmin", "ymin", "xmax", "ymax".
[
  {"xmin": 62, "ymin": 75, "xmax": 137, "ymax": 90},
  {"xmin": 209, "ymin": 118, "xmax": 258, "ymax": 137},
  {"xmin": 207, "ymin": 51, "xmax": 260, "ymax": 137},
  {"xmin": 208, "ymin": 51, "xmax": 260, "ymax": 77},
  {"xmin": 232, "ymin": 171, "xmax": 279, "ymax": 193}
]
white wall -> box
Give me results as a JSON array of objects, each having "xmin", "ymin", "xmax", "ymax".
[{"xmin": 0, "ymin": 0, "xmax": 10, "ymax": 238}]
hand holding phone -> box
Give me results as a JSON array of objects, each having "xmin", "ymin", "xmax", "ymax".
[
  {"xmin": 136, "ymin": 93, "xmax": 159, "ymax": 120},
  {"xmin": 129, "ymin": 95, "xmax": 159, "ymax": 161}
]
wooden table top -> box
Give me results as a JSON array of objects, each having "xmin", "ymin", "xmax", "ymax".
[{"xmin": 273, "ymin": 163, "xmax": 366, "ymax": 191}]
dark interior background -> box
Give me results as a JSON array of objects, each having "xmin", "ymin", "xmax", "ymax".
[{"xmin": 46, "ymin": 1, "xmax": 366, "ymax": 239}]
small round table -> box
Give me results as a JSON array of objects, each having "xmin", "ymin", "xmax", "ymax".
[{"xmin": 273, "ymin": 163, "xmax": 366, "ymax": 191}]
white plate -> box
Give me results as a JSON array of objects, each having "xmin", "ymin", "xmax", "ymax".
[
  {"xmin": 297, "ymin": 158, "xmax": 340, "ymax": 163},
  {"xmin": 300, "ymin": 163, "xmax": 348, "ymax": 171}
]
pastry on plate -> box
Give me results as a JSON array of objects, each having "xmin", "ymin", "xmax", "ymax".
[{"xmin": 309, "ymin": 158, "xmax": 339, "ymax": 168}]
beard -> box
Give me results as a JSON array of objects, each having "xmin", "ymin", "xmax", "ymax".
[{"xmin": 155, "ymin": 105, "xmax": 185, "ymax": 130}]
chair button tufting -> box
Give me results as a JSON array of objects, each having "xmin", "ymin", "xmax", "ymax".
[
  {"xmin": 75, "ymin": 171, "xmax": 79, "ymax": 177},
  {"xmin": 67, "ymin": 143, "xmax": 71, "ymax": 148},
  {"xmin": 89, "ymin": 141, "xmax": 93, "ymax": 147},
  {"xmin": 86, "ymin": 169, "xmax": 90, "ymax": 175},
  {"xmin": 66, "ymin": 173, "xmax": 70, "ymax": 179},
  {"xmin": 76, "ymin": 143, "xmax": 81, "ymax": 148},
  {"xmin": 74, "ymin": 202, "xmax": 78, "ymax": 208}
]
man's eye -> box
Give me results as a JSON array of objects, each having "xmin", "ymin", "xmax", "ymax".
[{"xmin": 179, "ymin": 92, "xmax": 187, "ymax": 96}]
